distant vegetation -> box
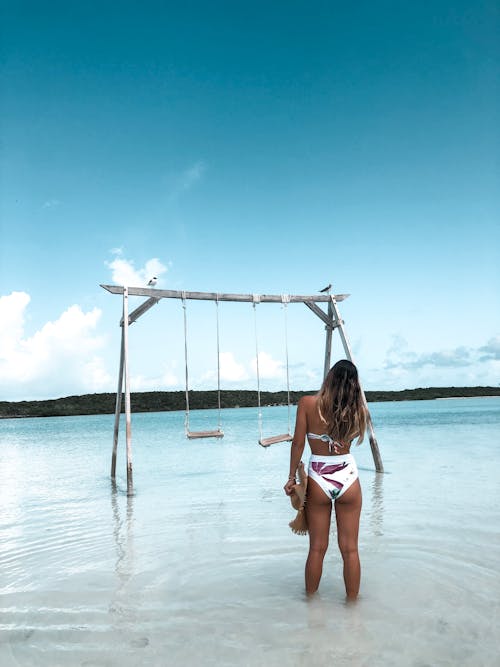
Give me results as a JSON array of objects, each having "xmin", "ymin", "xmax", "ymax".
[{"xmin": 0, "ymin": 387, "xmax": 498, "ymax": 419}]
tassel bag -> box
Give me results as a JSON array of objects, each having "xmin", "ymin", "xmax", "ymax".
[{"xmin": 289, "ymin": 461, "xmax": 308, "ymax": 535}]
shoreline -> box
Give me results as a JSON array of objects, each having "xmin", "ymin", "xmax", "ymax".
[{"xmin": 435, "ymin": 395, "xmax": 500, "ymax": 400}]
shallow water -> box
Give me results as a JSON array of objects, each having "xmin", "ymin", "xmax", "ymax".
[{"xmin": 1, "ymin": 398, "xmax": 499, "ymax": 666}]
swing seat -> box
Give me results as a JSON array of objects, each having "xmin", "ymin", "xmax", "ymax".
[
  {"xmin": 259, "ymin": 433, "xmax": 293, "ymax": 447},
  {"xmin": 187, "ymin": 429, "xmax": 224, "ymax": 440}
]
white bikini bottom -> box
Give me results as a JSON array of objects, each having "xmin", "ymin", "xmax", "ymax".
[{"xmin": 308, "ymin": 454, "xmax": 358, "ymax": 501}]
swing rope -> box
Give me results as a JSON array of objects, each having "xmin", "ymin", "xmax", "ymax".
[
  {"xmin": 182, "ymin": 293, "xmax": 223, "ymax": 439},
  {"xmin": 252, "ymin": 295, "xmax": 263, "ymax": 442},
  {"xmin": 282, "ymin": 294, "xmax": 292, "ymax": 436},
  {"xmin": 215, "ymin": 295, "xmax": 222, "ymax": 430},
  {"xmin": 253, "ymin": 293, "xmax": 293, "ymax": 447},
  {"xmin": 182, "ymin": 292, "xmax": 190, "ymax": 435}
]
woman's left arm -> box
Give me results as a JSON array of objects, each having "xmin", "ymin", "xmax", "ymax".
[{"xmin": 284, "ymin": 397, "xmax": 307, "ymax": 495}]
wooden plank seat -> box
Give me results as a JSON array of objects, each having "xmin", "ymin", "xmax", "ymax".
[
  {"xmin": 187, "ymin": 429, "xmax": 224, "ymax": 440},
  {"xmin": 259, "ymin": 433, "xmax": 293, "ymax": 447}
]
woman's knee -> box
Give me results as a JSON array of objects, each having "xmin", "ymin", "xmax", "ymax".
[
  {"xmin": 309, "ymin": 539, "xmax": 329, "ymax": 557},
  {"xmin": 338, "ymin": 540, "xmax": 358, "ymax": 560}
]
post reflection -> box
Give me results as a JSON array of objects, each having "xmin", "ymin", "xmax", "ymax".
[
  {"xmin": 369, "ymin": 472, "xmax": 384, "ymax": 536},
  {"xmin": 109, "ymin": 480, "xmax": 135, "ymax": 614}
]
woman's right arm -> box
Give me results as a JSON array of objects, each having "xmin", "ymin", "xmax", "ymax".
[{"xmin": 284, "ymin": 397, "xmax": 308, "ymax": 495}]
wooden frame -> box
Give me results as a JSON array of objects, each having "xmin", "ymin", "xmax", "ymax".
[{"xmin": 102, "ymin": 283, "xmax": 384, "ymax": 491}]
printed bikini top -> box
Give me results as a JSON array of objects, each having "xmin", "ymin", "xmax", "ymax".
[{"xmin": 307, "ymin": 432, "xmax": 343, "ymax": 453}]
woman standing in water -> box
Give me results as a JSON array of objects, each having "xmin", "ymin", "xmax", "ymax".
[{"xmin": 284, "ymin": 360, "xmax": 367, "ymax": 598}]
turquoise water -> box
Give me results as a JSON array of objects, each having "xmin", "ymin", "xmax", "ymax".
[{"xmin": 1, "ymin": 397, "xmax": 499, "ymax": 666}]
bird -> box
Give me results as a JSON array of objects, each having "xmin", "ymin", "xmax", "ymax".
[
  {"xmin": 147, "ymin": 277, "xmax": 157, "ymax": 287},
  {"xmin": 319, "ymin": 283, "xmax": 331, "ymax": 293}
]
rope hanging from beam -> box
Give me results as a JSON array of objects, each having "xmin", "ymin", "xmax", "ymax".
[
  {"xmin": 182, "ymin": 292, "xmax": 224, "ymax": 440},
  {"xmin": 253, "ymin": 294, "xmax": 293, "ymax": 448}
]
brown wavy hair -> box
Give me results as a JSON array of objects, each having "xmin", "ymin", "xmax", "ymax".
[{"xmin": 317, "ymin": 360, "xmax": 367, "ymax": 445}]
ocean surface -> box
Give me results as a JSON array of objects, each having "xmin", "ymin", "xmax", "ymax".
[{"xmin": 1, "ymin": 397, "xmax": 499, "ymax": 667}]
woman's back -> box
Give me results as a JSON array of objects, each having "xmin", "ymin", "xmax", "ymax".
[{"xmin": 301, "ymin": 395, "xmax": 354, "ymax": 455}]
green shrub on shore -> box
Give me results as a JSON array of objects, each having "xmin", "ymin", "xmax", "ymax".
[{"xmin": 0, "ymin": 387, "xmax": 498, "ymax": 419}]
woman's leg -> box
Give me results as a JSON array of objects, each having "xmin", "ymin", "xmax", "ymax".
[
  {"xmin": 334, "ymin": 479, "xmax": 362, "ymax": 599},
  {"xmin": 304, "ymin": 478, "xmax": 332, "ymax": 595}
]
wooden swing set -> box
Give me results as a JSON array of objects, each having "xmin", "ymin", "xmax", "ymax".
[{"xmin": 101, "ymin": 283, "xmax": 384, "ymax": 492}]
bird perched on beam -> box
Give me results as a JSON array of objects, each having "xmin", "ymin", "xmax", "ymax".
[
  {"xmin": 147, "ymin": 277, "xmax": 157, "ymax": 287},
  {"xmin": 319, "ymin": 283, "xmax": 331, "ymax": 293}
]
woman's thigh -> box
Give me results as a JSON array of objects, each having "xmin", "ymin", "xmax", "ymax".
[
  {"xmin": 306, "ymin": 478, "xmax": 332, "ymax": 548},
  {"xmin": 334, "ymin": 480, "xmax": 362, "ymax": 550}
]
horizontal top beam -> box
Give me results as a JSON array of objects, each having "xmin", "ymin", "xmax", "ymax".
[{"xmin": 100, "ymin": 284, "xmax": 349, "ymax": 303}]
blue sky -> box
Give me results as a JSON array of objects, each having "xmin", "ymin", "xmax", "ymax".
[{"xmin": 1, "ymin": 0, "xmax": 499, "ymax": 400}]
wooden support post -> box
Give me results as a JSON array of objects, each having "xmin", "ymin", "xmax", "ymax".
[
  {"xmin": 323, "ymin": 297, "xmax": 334, "ymax": 380},
  {"xmin": 364, "ymin": 412, "xmax": 382, "ymax": 471},
  {"xmin": 122, "ymin": 296, "xmax": 160, "ymax": 326},
  {"xmin": 111, "ymin": 327, "xmax": 125, "ymax": 479},
  {"xmin": 122, "ymin": 287, "xmax": 133, "ymax": 493},
  {"xmin": 328, "ymin": 295, "xmax": 384, "ymax": 473}
]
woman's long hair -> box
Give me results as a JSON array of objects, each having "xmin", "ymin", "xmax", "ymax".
[{"xmin": 317, "ymin": 360, "xmax": 367, "ymax": 445}]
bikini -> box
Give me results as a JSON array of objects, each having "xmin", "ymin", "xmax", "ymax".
[{"xmin": 306, "ymin": 433, "xmax": 359, "ymax": 501}]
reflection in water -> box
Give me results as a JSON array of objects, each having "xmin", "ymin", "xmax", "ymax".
[
  {"xmin": 369, "ymin": 472, "xmax": 384, "ymax": 537},
  {"xmin": 306, "ymin": 594, "xmax": 328, "ymax": 632},
  {"xmin": 110, "ymin": 481, "xmax": 135, "ymax": 616},
  {"xmin": 304, "ymin": 595, "xmax": 368, "ymax": 662}
]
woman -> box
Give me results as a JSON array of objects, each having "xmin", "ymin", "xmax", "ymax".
[{"xmin": 284, "ymin": 359, "xmax": 367, "ymax": 598}]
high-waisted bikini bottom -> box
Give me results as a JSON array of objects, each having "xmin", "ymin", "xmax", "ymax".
[{"xmin": 308, "ymin": 454, "xmax": 358, "ymax": 501}]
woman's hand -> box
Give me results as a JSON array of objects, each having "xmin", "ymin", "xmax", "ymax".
[{"xmin": 284, "ymin": 479, "xmax": 295, "ymax": 496}]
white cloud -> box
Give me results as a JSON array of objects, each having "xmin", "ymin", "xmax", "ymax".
[
  {"xmin": 166, "ymin": 161, "xmax": 207, "ymax": 202},
  {"xmin": 305, "ymin": 369, "xmax": 320, "ymax": 383},
  {"xmin": 251, "ymin": 351, "xmax": 284, "ymax": 380},
  {"xmin": 386, "ymin": 347, "xmax": 472, "ymax": 370},
  {"xmin": 180, "ymin": 161, "xmax": 206, "ymax": 192},
  {"xmin": 105, "ymin": 255, "xmax": 168, "ymax": 287},
  {"xmin": 0, "ymin": 291, "xmax": 30, "ymax": 360},
  {"xmin": 219, "ymin": 352, "xmax": 248, "ymax": 382},
  {"xmin": 0, "ymin": 292, "xmax": 112, "ymax": 400},
  {"xmin": 385, "ymin": 335, "xmax": 474, "ymax": 370},
  {"xmin": 373, "ymin": 333, "xmax": 500, "ymax": 389},
  {"xmin": 199, "ymin": 351, "xmax": 293, "ymax": 387},
  {"xmin": 479, "ymin": 337, "xmax": 500, "ymax": 361},
  {"xmin": 42, "ymin": 199, "xmax": 61, "ymax": 209},
  {"xmin": 131, "ymin": 369, "xmax": 179, "ymax": 391},
  {"xmin": 199, "ymin": 352, "xmax": 249, "ymax": 386}
]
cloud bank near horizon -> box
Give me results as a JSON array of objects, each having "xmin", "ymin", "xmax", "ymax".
[
  {"xmin": 1, "ymin": 258, "xmax": 498, "ymax": 400},
  {"xmin": 0, "ymin": 291, "xmax": 112, "ymax": 400}
]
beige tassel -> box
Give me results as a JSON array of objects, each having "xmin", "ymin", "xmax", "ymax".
[
  {"xmin": 288, "ymin": 461, "xmax": 308, "ymax": 535},
  {"xmin": 289, "ymin": 507, "xmax": 308, "ymax": 535}
]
